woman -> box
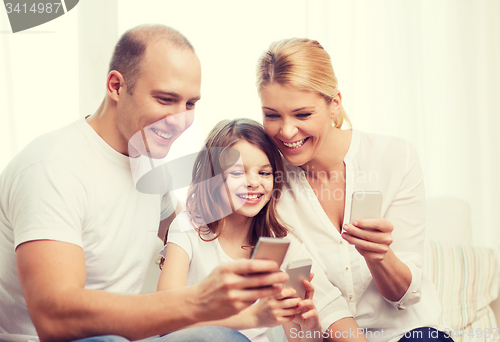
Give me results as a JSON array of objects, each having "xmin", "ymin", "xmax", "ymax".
[{"xmin": 256, "ymin": 38, "xmax": 452, "ymax": 342}]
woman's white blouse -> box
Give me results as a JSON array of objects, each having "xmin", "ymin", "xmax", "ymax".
[{"xmin": 276, "ymin": 129, "xmax": 443, "ymax": 342}]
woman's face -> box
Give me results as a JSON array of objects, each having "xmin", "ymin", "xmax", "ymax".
[
  {"xmin": 219, "ymin": 140, "xmax": 274, "ymax": 219},
  {"xmin": 260, "ymin": 83, "xmax": 339, "ymax": 166}
]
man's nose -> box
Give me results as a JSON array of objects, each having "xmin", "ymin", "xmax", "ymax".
[{"xmin": 164, "ymin": 108, "xmax": 194, "ymax": 132}]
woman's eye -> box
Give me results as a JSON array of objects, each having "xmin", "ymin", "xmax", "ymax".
[
  {"xmin": 296, "ymin": 113, "xmax": 311, "ymax": 118},
  {"xmin": 260, "ymin": 171, "xmax": 273, "ymax": 176},
  {"xmin": 264, "ymin": 113, "xmax": 280, "ymax": 119}
]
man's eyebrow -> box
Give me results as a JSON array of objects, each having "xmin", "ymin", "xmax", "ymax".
[
  {"xmin": 153, "ymin": 91, "xmax": 201, "ymax": 102},
  {"xmin": 154, "ymin": 91, "xmax": 180, "ymax": 98}
]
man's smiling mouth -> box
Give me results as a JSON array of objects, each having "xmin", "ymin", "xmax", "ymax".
[{"xmin": 151, "ymin": 128, "xmax": 174, "ymax": 139}]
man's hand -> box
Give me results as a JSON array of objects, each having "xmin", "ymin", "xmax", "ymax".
[{"xmin": 191, "ymin": 259, "xmax": 289, "ymax": 321}]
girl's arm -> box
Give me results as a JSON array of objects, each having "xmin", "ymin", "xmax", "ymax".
[
  {"xmin": 157, "ymin": 242, "xmax": 189, "ymax": 290},
  {"xmin": 283, "ymin": 278, "xmax": 369, "ymax": 342},
  {"xmin": 283, "ymin": 277, "xmax": 322, "ymax": 342},
  {"xmin": 158, "ymin": 245, "xmax": 301, "ymax": 330},
  {"xmin": 183, "ymin": 286, "xmax": 302, "ymax": 330}
]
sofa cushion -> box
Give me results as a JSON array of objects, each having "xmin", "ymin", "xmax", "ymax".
[{"xmin": 424, "ymin": 240, "xmax": 500, "ymax": 342}]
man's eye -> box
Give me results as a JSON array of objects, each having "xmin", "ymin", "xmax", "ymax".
[
  {"xmin": 186, "ymin": 102, "xmax": 196, "ymax": 109},
  {"xmin": 159, "ymin": 98, "xmax": 173, "ymax": 103}
]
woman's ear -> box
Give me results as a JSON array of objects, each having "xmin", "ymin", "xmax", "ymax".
[
  {"xmin": 106, "ymin": 70, "xmax": 126, "ymax": 102},
  {"xmin": 330, "ymin": 92, "xmax": 342, "ymax": 121}
]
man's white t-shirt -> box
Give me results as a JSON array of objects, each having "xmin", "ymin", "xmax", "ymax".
[{"xmin": 0, "ymin": 118, "xmax": 175, "ymax": 342}]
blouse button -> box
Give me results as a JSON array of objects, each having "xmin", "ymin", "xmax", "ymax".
[
  {"xmin": 349, "ymin": 295, "xmax": 353, "ymax": 300},
  {"xmin": 345, "ymin": 267, "xmax": 349, "ymax": 270},
  {"xmin": 339, "ymin": 240, "xmax": 343, "ymax": 244}
]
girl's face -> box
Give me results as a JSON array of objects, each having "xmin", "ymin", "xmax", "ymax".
[
  {"xmin": 260, "ymin": 83, "xmax": 340, "ymax": 166},
  {"xmin": 220, "ymin": 140, "xmax": 274, "ymax": 219}
]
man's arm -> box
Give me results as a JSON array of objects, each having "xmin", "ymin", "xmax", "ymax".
[{"xmin": 16, "ymin": 240, "xmax": 287, "ymax": 342}]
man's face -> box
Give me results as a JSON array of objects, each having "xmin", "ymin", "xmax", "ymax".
[{"xmin": 117, "ymin": 42, "xmax": 201, "ymax": 159}]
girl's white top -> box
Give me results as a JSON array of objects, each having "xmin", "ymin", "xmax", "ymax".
[{"xmin": 162, "ymin": 212, "xmax": 346, "ymax": 342}]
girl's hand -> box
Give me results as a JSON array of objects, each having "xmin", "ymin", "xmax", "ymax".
[
  {"xmin": 341, "ymin": 218, "xmax": 394, "ymax": 262},
  {"xmin": 292, "ymin": 274, "xmax": 321, "ymax": 331},
  {"xmin": 253, "ymin": 287, "xmax": 302, "ymax": 328}
]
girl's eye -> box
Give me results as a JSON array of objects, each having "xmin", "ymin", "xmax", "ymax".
[
  {"xmin": 260, "ymin": 171, "xmax": 273, "ymax": 176},
  {"xmin": 230, "ymin": 171, "xmax": 244, "ymax": 177}
]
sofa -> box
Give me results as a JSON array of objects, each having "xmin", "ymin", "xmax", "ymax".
[
  {"xmin": 141, "ymin": 197, "xmax": 500, "ymax": 342},
  {"xmin": 423, "ymin": 197, "xmax": 500, "ymax": 342}
]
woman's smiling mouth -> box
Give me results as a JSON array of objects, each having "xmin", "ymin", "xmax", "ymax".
[{"xmin": 282, "ymin": 138, "xmax": 308, "ymax": 149}]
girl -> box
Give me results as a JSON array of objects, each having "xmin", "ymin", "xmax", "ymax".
[{"xmin": 158, "ymin": 119, "xmax": 324, "ymax": 342}]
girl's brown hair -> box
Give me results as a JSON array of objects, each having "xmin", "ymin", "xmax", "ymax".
[
  {"xmin": 256, "ymin": 38, "xmax": 351, "ymax": 129},
  {"xmin": 159, "ymin": 119, "xmax": 288, "ymax": 269}
]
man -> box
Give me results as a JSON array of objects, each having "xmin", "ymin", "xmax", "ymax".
[{"xmin": 0, "ymin": 24, "xmax": 287, "ymax": 342}]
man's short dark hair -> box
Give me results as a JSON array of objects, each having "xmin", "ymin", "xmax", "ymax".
[{"xmin": 108, "ymin": 24, "xmax": 194, "ymax": 94}]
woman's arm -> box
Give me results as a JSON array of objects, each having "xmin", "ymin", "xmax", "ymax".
[
  {"xmin": 341, "ymin": 220, "xmax": 411, "ymax": 301},
  {"xmin": 342, "ymin": 141, "xmax": 425, "ymax": 305},
  {"xmin": 322, "ymin": 317, "xmax": 369, "ymax": 342}
]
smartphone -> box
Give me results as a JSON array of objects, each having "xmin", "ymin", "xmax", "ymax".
[
  {"xmin": 284, "ymin": 258, "xmax": 312, "ymax": 300},
  {"xmin": 250, "ymin": 237, "xmax": 290, "ymax": 267},
  {"xmin": 350, "ymin": 191, "xmax": 383, "ymax": 223}
]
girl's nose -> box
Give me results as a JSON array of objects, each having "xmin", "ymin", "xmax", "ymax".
[{"xmin": 247, "ymin": 173, "xmax": 260, "ymax": 188}]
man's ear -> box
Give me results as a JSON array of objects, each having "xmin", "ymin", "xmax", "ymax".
[{"xmin": 107, "ymin": 71, "xmax": 125, "ymax": 102}]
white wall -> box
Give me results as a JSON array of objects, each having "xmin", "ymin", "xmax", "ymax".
[{"xmin": 1, "ymin": 0, "xmax": 499, "ymax": 246}]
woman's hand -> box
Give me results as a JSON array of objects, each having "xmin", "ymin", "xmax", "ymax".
[
  {"xmin": 252, "ymin": 287, "xmax": 302, "ymax": 328},
  {"xmin": 341, "ymin": 218, "xmax": 394, "ymax": 262}
]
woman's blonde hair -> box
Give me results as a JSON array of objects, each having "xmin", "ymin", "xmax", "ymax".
[{"xmin": 257, "ymin": 38, "xmax": 351, "ymax": 129}]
